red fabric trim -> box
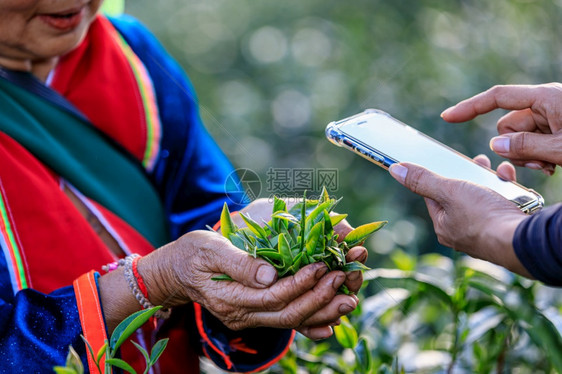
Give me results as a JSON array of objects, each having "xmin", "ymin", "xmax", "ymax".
[
  {"xmin": 245, "ymin": 329, "xmax": 295, "ymax": 374},
  {"xmin": 73, "ymin": 270, "xmax": 110, "ymax": 374},
  {"xmin": 229, "ymin": 337, "xmax": 258, "ymax": 355},
  {"xmin": 194, "ymin": 302, "xmax": 234, "ymax": 370}
]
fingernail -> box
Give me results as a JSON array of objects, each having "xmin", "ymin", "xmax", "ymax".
[
  {"xmin": 315, "ymin": 264, "xmax": 328, "ymax": 279},
  {"xmin": 332, "ymin": 274, "xmax": 345, "ymax": 290},
  {"xmin": 256, "ymin": 265, "xmax": 276, "ymax": 286},
  {"xmin": 389, "ymin": 164, "xmax": 408, "ymax": 184},
  {"xmin": 490, "ymin": 136, "xmax": 510, "ymax": 153},
  {"xmin": 525, "ymin": 163, "xmax": 542, "ymax": 170},
  {"xmin": 440, "ymin": 106, "xmax": 455, "ymax": 118},
  {"xmin": 338, "ymin": 303, "xmax": 355, "ymax": 314}
]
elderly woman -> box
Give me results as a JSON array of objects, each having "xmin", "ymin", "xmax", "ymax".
[{"xmin": 0, "ymin": 1, "xmax": 368, "ymax": 373}]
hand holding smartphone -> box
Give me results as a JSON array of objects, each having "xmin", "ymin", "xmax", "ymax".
[{"xmin": 326, "ymin": 109, "xmax": 544, "ymax": 214}]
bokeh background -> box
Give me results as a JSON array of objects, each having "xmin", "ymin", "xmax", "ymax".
[
  {"xmin": 122, "ymin": 1, "xmax": 562, "ymax": 372},
  {"xmin": 126, "ymin": 0, "xmax": 562, "ymax": 261}
]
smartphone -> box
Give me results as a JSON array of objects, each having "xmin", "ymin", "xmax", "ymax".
[{"xmin": 326, "ymin": 109, "xmax": 544, "ymax": 214}]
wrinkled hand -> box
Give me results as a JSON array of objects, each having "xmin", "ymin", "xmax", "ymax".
[
  {"xmin": 142, "ymin": 230, "xmax": 359, "ymax": 340},
  {"xmin": 388, "ymin": 162, "xmax": 531, "ymax": 277},
  {"xmin": 441, "ymin": 83, "xmax": 562, "ymax": 175}
]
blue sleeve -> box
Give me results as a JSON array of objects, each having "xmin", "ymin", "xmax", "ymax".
[
  {"xmin": 0, "ymin": 287, "xmax": 87, "ymax": 373},
  {"xmin": 513, "ymin": 203, "xmax": 562, "ymax": 286},
  {"xmin": 110, "ymin": 15, "xmax": 246, "ymax": 240}
]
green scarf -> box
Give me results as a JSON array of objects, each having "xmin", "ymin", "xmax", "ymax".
[{"xmin": 0, "ymin": 75, "xmax": 169, "ymax": 247}]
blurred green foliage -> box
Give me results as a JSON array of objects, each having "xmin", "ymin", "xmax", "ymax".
[
  {"xmin": 127, "ymin": 0, "xmax": 562, "ymax": 256},
  {"xmin": 126, "ymin": 0, "xmax": 562, "ymax": 372}
]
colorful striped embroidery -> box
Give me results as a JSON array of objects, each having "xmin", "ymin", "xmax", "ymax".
[
  {"xmin": 110, "ymin": 30, "xmax": 162, "ymax": 172},
  {"xmin": 0, "ymin": 184, "xmax": 28, "ymax": 294}
]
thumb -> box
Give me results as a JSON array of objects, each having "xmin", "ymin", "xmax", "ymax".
[
  {"xmin": 217, "ymin": 239, "xmax": 278, "ymax": 288},
  {"xmin": 389, "ymin": 163, "xmax": 449, "ymax": 203},
  {"xmin": 490, "ymin": 132, "xmax": 562, "ymax": 166}
]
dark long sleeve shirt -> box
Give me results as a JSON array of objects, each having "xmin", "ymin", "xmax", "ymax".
[{"xmin": 514, "ymin": 203, "xmax": 562, "ymax": 286}]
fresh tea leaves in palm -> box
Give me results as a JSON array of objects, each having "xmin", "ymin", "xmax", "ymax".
[{"xmin": 212, "ymin": 187, "xmax": 387, "ymax": 292}]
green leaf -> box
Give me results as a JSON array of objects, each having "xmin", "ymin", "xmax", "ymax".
[
  {"xmin": 228, "ymin": 233, "xmax": 246, "ymax": 251},
  {"xmin": 271, "ymin": 211, "xmax": 300, "ymax": 225},
  {"xmin": 327, "ymin": 246, "xmax": 345, "ymax": 265},
  {"xmin": 131, "ymin": 340, "xmax": 150, "ymax": 366},
  {"xmin": 334, "ymin": 315, "xmax": 358, "ymax": 349},
  {"xmin": 355, "ymin": 337, "xmax": 373, "ymax": 373},
  {"xmin": 80, "ymin": 335, "xmax": 98, "ymax": 371},
  {"xmin": 342, "ymin": 261, "xmax": 370, "ymax": 272},
  {"xmin": 149, "ymin": 338, "xmax": 169, "ymax": 366},
  {"xmin": 273, "ymin": 196, "xmax": 287, "ymax": 214},
  {"xmin": 344, "ymin": 221, "xmax": 387, "ymax": 247},
  {"xmin": 278, "ymin": 233, "xmax": 293, "ymax": 268},
  {"xmin": 105, "ymin": 358, "xmax": 137, "ymax": 374},
  {"xmin": 96, "ymin": 342, "xmax": 108, "ymax": 364},
  {"xmin": 330, "ymin": 213, "xmax": 348, "ymax": 227},
  {"xmin": 110, "ymin": 306, "xmax": 161, "ymax": 352},
  {"xmin": 319, "ymin": 185, "xmax": 331, "ymax": 203},
  {"xmin": 220, "ymin": 203, "xmax": 237, "ymax": 239},
  {"xmin": 211, "ymin": 274, "xmax": 233, "ymax": 281},
  {"xmin": 305, "ymin": 201, "xmax": 333, "ymax": 233},
  {"xmin": 323, "ymin": 210, "xmax": 333, "ymax": 235},
  {"xmin": 305, "ymin": 221, "xmax": 324, "ymax": 256},
  {"xmin": 390, "ymin": 249, "xmax": 416, "ymax": 271},
  {"xmin": 239, "ymin": 212, "xmax": 269, "ymax": 239},
  {"xmin": 365, "ymin": 268, "xmax": 453, "ymax": 307},
  {"xmin": 53, "ymin": 368, "xmax": 79, "ymax": 374},
  {"xmin": 256, "ymin": 248, "xmax": 283, "ymax": 262}
]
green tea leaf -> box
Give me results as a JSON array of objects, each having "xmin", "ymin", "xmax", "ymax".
[
  {"xmin": 149, "ymin": 338, "xmax": 169, "ymax": 366},
  {"xmin": 256, "ymin": 249, "xmax": 284, "ymax": 268},
  {"xmin": 327, "ymin": 246, "xmax": 345, "ymax": 265},
  {"xmin": 239, "ymin": 213, "xmax": 268, "ymax": 239},
  {"xmin": 220, "ymin": 203, "xmax": 238, "ymax": 239},
  {"xmin": 61, "ymin": 345, "xmax": 84, "ymax": 374},
  {"xmin": 80, "ymin": 335, "xmax": 97, "ymax": 370},
  {"xmin": 96, "ymin": 342, "xmax": 108, "ymax": 364},
  {"xmin": 110, "ymin": 307, "xmax": 161, "ymax": 352},
  {"xmin": 228, "ymin": 233, "xmax": 246, "ymax": 251},
  {"xmin": 273, "ymin": 196, "xmax": 287, "ymax": 214},
  {"xmin": 344, "ymin": 221, "xmax": 388, "ymax": 247},
  {"xmin": 53, "ymin": 368, "xmax": 79, "ymax": 374},
  {"xmin": 342, "ymin": 261, "xmax": 370, "ymax": 272},
  {"xmin": 330, "ymin": 213, "xmax": 348, "ymax": 227},
  {"xmin": 271, "ymin": 211, "xmax": 300, "ymax": 225},
  {"xmin": 131, "ymin": 340, "xmax": 150, "ymax": 365},
  {"xmin": 334, "ymin": 315, "xmax": 358, "ymax": 349},
  {"xmin": 278, "ymin": 233, "xmax": 293, "ymax": 268},
  {"xmin": 355, "ymin": 337, "xmax": 373, "ymax": 373},
  {"xmin": 305, "ymin": 201, "xmax": 333, "ymax": 233},
  {"xmin": 305, "ymin": 221, "xmax": 324, "ymax": 256},
  {"xmin": 105, "ymin": 358, "xmax": 137, "ymax": 374},
  {"xmin": 319, "ymin": 186, "xmax": 331, "ymax": 203}
]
